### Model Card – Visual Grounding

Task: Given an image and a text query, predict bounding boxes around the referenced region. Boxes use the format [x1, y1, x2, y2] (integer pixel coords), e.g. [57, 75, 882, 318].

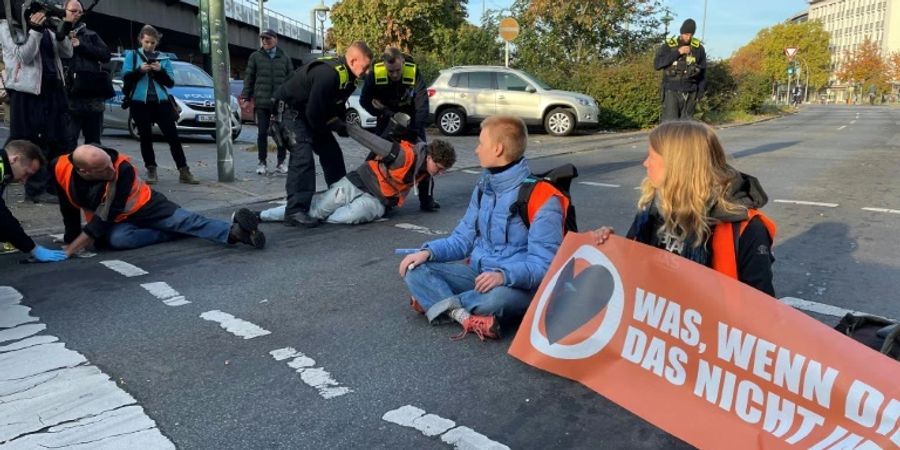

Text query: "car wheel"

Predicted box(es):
[437, 107, 466, 136]
[127, 115, 140, 140]
[345, 108, 361, 127]
[544, 108, 575, 136]
[231, 116, 242, 140]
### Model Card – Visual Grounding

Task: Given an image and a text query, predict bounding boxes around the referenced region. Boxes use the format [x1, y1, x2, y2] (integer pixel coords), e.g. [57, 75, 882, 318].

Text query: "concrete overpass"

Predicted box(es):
[86, 0, 316, 76]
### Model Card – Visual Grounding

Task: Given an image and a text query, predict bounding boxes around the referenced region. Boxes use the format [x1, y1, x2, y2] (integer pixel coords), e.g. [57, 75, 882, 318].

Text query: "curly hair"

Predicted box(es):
[426, 139, 456, 169]
[638, 121, 744, 246]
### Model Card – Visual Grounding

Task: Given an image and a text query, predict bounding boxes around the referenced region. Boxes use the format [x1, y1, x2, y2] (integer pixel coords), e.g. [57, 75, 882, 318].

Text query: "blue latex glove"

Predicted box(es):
[31, 245, 68, 262]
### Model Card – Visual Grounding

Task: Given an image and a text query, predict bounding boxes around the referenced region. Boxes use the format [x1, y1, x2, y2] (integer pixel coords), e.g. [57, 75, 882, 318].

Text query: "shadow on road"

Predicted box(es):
[732, 141, 801, 159]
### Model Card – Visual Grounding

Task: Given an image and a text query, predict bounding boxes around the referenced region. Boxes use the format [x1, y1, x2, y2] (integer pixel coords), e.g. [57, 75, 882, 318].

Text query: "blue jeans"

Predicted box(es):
[107, 208, 230, 250]
[403, 262, 534, 323]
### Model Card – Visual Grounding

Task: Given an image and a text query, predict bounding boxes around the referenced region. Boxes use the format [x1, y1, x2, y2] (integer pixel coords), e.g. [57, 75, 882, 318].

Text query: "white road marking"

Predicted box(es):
[201, 310, 271, 339]
[0, 286, 173, 448]
[269, 347, 352, 399]
[462, 169, 481, 175]
[773, 199, 839, 208]
[862, 207, 900, 215]
[780, 296, 890, 319]
[578, 181, 621, 188]
[850, 120, 856, 124]
[837, 125, 847, 130]
[141, 282, 191, 307]
[100, 260, 149, 277]
[383, 405, 510, 449]
[395, 223, 448, 236]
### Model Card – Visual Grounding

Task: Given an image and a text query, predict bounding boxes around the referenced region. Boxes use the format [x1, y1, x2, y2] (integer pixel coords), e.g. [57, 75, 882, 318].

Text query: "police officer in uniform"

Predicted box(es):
[654, 18, 706, 121]
[359, 47, 438, 211]
[271, 41, 373, 227]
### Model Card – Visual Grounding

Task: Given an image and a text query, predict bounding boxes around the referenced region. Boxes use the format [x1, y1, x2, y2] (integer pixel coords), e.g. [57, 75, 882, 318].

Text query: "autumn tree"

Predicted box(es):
[836, 37, 890, 92]
[328, 0, 467, 53]
[886, 51, 900, 83]
[729, 20, 831, 89]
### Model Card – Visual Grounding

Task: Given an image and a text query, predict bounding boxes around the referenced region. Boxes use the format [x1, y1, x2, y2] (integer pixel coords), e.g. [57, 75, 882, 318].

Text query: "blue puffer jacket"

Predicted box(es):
[122, 49, 175, 103]
[424, 158, 564, 291]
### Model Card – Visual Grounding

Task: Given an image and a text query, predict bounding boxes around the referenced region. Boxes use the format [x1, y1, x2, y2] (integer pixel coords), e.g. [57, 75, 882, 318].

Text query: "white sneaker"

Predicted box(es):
[256, 162, 266, 175]
[275, 162, 288, 174]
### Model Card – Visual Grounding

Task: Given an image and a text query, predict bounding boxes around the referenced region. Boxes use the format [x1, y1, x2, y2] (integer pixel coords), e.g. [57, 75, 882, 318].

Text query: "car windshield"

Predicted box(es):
[523, 72, 553, 90]
[174, 64, 214, 88]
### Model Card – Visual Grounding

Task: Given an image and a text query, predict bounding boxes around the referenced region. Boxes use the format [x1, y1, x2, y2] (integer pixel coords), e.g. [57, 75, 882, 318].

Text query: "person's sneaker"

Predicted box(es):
[228, 208, 266, 249]
[146, 167, 158, 184]
[179, 167, 200, 184]
[410, 297, 425, 315]
[275, 162, 288, 174]
[284, 210, 320, 228]
[256, 161, 267, 175]
[453, 314, 500, 341]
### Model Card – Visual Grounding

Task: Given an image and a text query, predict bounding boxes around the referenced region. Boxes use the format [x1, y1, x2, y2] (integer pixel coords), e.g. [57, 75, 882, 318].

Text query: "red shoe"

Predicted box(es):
[410, 297, 425, 315]
[452, 314, 501, 341]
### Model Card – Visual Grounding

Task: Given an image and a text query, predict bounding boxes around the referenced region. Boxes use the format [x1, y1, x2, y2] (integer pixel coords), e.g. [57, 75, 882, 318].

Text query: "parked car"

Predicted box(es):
[344, 85, 377, 129]
[103, 56, 242, 140]
[427, 65, 599, 136]
[229, 79, 255, 123]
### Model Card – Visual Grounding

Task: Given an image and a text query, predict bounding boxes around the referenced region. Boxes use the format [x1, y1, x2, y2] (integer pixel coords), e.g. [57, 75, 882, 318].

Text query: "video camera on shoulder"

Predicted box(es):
[2, 0, 70, 41]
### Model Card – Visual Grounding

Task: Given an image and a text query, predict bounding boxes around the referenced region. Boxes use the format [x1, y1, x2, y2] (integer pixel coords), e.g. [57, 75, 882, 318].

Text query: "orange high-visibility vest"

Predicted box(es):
[54, 154, 152, 223]
[367, 140, 426, 207]
[710, 209, 777, 279]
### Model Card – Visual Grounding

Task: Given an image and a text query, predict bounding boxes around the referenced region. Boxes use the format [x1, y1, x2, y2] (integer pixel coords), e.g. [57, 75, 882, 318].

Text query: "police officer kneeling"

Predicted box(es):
[654, 18, 706, 121]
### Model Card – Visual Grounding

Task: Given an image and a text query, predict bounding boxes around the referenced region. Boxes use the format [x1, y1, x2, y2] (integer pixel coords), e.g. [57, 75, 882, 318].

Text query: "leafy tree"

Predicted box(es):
[329, 0, 467, 53]
[885, 51, 900, 85]
[417, 14, 503, 83]
[836, 37, 890, 92]
[730, 20, 831, 89]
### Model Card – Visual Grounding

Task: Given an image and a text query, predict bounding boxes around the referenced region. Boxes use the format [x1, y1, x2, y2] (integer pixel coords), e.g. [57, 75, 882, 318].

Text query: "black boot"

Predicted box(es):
[228, 208, 266, 249]
[284, 210, 320, 228]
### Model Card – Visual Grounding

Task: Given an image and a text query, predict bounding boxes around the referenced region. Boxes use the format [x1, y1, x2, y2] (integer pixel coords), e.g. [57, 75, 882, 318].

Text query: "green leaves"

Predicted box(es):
[329, 0, 467, 53]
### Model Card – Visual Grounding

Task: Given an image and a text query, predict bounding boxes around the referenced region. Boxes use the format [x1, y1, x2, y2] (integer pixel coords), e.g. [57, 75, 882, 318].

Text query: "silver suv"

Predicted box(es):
[427, 66, 599, 136]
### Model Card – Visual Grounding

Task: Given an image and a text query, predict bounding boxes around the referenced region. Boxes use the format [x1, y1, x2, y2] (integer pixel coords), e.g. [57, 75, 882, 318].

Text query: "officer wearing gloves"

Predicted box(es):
[654, 18, 706, 121]
[270, 41, 373, 228]
[1, 141, 67, 262]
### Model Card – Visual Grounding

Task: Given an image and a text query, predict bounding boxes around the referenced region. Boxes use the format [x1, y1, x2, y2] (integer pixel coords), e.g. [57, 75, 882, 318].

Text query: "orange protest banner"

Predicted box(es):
[509, 233, 900, 449]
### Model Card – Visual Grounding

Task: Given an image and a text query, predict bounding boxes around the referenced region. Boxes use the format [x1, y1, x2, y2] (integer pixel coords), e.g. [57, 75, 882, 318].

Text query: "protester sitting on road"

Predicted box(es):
[1, 140, 67, 262]
[397, 116, 565, 341]
[591, 120, 776, 295]
[122, 24, 198, 185]
[257, 114, 456, 225]
[52, 145, 265, 255]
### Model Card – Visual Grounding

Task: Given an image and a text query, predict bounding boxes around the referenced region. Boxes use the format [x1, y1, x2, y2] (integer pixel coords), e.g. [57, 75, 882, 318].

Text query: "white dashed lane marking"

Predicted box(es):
[862, 207, 900, 215]
[461, 169, 481, 174]
[395, 223, 448, 236]
[200, 310, 271, 339]
[773, 199, 839, 208]
[0, 286, 173, 448]
[837, 125, 847, 130]
[781, 297, 891, 320]
[383, 405, 510, 450]
[578, 181, 621, 188]
[141, 282, 191, 307]
[100, 260, 149, 277]
[270, 347, 352, 399]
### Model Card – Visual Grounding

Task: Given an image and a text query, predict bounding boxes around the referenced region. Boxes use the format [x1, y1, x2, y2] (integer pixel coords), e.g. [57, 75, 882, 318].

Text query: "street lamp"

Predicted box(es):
[661, 7, 674, 36]
[311, 1, 329, 53]
[258, 0, 267, 34]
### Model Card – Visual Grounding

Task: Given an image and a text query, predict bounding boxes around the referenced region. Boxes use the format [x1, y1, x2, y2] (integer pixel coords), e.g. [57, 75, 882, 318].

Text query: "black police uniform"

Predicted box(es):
[654, 30, 706, 121]
[0, 150, 37, 253]
[271, 57, 358, 225]
[359, 60, 438, 211]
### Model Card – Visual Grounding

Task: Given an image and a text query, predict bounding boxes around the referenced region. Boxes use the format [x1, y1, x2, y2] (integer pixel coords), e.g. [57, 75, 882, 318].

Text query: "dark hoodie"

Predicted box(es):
[0, 151, 36, 253]
[625, 171, 775, 296]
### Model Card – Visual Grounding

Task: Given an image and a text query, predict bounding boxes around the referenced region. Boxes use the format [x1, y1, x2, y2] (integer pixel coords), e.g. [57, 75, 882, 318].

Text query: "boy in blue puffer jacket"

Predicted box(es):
[398, 116, 565, 341]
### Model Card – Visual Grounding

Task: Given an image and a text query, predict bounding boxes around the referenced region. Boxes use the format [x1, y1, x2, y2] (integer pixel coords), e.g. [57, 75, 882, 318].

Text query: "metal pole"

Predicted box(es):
[505, 41, 509, 68]
[310, 11, 317, 51]
[258, 0, 265, 33]
[701, 0, 708, 40]
[208, 0, 234, 182]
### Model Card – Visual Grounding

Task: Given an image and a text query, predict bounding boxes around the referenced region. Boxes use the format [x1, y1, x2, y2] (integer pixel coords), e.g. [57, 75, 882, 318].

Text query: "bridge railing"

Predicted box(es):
[178, 0, 315, 44]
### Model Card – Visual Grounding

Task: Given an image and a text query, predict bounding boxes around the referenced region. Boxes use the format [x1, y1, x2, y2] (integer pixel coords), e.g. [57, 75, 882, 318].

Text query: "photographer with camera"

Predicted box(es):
[122, 24, 197, 185]
[61, 0, 111, 151]
[0, 0, 74, 204]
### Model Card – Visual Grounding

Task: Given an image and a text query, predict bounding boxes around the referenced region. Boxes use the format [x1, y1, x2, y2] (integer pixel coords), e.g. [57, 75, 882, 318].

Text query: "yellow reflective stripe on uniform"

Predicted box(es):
[334, 64, 349, 89]
[691, 37, 701, 48]
[401, 63, 416, 85]
[666, 37, 677, 48]
[373, 62, 388, 85]
[0, 160, 5, 180]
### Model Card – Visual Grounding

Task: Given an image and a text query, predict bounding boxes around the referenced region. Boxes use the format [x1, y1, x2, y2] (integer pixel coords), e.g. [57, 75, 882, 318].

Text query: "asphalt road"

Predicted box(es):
[2, 105, 899, 449]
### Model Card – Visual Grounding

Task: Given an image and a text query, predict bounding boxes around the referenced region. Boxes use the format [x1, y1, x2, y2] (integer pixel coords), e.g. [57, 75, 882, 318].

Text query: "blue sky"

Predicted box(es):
[264, 0, 809, 59]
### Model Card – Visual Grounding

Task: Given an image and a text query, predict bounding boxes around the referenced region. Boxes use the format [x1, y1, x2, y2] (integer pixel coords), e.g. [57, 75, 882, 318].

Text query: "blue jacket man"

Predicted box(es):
[399, 116, 564, 341]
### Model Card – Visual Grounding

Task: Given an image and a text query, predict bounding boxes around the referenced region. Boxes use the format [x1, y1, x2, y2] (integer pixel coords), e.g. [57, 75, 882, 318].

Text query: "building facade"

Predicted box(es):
[808, 0, 900, 102]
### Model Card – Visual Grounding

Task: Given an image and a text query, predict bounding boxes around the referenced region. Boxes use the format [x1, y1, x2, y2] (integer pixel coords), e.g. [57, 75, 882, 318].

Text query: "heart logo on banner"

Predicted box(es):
[542, 259, 615, 344]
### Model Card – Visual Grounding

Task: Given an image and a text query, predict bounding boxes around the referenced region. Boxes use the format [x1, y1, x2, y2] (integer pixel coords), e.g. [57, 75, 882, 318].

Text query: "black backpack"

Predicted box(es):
[834, 313, 900, 360]
[477, 163, 578, 233]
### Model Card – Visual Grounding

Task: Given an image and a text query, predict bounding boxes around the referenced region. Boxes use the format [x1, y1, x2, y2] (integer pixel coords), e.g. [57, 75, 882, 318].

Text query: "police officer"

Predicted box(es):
[654, 18, 706, 121]
[359, 47, 438, 211]
[1, 140, 67, 262]
[272, 41, 373, 227]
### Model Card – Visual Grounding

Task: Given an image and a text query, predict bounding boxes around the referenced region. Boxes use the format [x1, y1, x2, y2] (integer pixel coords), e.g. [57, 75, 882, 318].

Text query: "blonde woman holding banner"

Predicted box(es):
[591, 120, 776, 295]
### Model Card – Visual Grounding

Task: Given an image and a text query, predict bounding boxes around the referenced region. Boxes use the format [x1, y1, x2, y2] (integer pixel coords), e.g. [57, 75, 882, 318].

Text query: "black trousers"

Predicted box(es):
[661, 90, 698, 122]
[282, 115, 346, 215]
[131, 101, 187, 169]
[255, 107, 286, 164]
[66, 108, 104, 151]
[373, 118, 435, 207]
[6, 85, 68, 197]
